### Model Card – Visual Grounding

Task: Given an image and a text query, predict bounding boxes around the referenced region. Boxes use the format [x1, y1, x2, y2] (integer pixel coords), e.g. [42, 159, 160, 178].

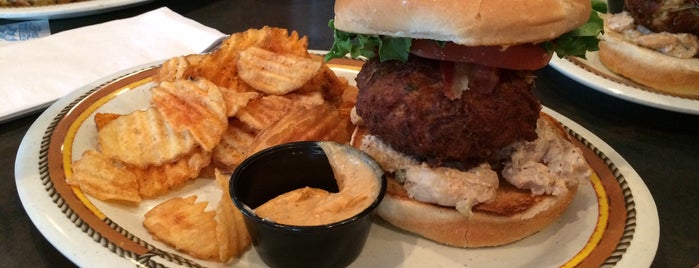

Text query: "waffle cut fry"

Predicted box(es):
[68, 150, 141, 204]
[128, 147, 211, 198]
[97, 107, 197, 168]
[144, 196, 220, 260]
[214, 169, 251, 262]
[237, 46, 322, 95]
[151, 78, 228, 151]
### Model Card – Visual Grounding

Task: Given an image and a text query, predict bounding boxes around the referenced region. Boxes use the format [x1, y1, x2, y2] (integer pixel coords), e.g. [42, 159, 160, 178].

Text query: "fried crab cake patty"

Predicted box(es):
[355, 56, 541, 168]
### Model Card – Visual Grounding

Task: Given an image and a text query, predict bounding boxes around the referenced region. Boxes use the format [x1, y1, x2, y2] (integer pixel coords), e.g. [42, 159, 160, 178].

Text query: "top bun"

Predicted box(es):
[333, 0, 591, 46]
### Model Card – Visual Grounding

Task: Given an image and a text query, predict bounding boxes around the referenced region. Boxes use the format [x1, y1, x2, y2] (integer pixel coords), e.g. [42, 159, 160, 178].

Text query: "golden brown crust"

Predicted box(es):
[376, 182, 577, 247]
[473, 180, 544, 216]
[333, 0, 591, 46]
[351, 113, 581, 247]
[598, 30, 699, 98]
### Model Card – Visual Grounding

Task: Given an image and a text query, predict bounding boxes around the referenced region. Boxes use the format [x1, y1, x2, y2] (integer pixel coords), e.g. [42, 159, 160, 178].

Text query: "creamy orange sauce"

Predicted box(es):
[254, 143, 381, 226]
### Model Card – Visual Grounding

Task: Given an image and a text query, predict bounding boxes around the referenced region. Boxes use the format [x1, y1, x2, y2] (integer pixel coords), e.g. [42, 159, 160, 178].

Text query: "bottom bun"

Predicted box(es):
[377, 178, 577, 247]
[598, 30, 699, 98]
[351, 113, 580, 247]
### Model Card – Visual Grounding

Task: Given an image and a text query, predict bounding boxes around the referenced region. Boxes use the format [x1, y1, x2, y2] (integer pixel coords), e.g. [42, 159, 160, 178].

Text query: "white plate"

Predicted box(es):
[0, 0, 154, 20]
[549, 52, 699, 115]
[15, 60, 659, 267]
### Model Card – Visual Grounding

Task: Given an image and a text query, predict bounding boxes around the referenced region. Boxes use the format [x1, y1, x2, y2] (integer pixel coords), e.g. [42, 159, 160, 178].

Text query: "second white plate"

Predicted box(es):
[0, 0, 155, 19]
[549, 52, 699, 115]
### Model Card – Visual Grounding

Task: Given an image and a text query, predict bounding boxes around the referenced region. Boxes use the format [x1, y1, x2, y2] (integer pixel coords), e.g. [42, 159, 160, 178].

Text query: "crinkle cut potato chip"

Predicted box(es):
[339, 79, 359, 120]
[211, 119, 257, 172]
[285, 91, 326, 109]
[151, 78, 228, 151]
[215, 25, 309, 61]
[93, 112, 121, 131]
[143, 173, 253, 263]
[98, 107, 197, 168]
[237, 46, 322, 95]
[234, 95, 293, 131]
[231, 93, 328, 133]
[144, 196, 220, 261]
[222, 90, 260, 117]
[214, 169, 251, 262]
[128, 147, 211, 198]
[248, 103, 352, 155]
[296, 61, 347, 105]
[154, 54, 206, 83]
[69, 147, 210, 201]
[171, 26, 310, 89]
[68, 150, 141, 203]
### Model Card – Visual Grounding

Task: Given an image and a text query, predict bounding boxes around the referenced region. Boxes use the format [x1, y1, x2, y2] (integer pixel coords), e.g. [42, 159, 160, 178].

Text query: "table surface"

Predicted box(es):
[1, 1, 697, 267]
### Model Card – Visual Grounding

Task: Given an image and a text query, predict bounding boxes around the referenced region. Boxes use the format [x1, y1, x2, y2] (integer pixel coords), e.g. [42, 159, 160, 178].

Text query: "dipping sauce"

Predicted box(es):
[253, 143, 382, 226]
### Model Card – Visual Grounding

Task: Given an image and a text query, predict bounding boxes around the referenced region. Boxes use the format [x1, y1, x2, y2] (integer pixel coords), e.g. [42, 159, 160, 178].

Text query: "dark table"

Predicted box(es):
[1, 1, 697, 267]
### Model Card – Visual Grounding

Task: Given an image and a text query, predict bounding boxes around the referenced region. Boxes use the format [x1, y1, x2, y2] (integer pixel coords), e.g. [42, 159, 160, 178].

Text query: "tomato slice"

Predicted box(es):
[410, 39, 553, 70]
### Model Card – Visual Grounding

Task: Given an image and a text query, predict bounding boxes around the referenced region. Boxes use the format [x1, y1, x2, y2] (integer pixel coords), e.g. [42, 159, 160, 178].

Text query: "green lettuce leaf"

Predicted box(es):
[546, 0, 607, 58]
[324, 20, 411, 62]
[324, 0, 607, 62]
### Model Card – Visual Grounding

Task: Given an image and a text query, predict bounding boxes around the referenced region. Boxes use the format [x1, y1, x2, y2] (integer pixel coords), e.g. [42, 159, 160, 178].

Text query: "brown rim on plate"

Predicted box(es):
[45, 65, 202, 266]
[565, 129, 630, 267]
[39, 60, 635, 267]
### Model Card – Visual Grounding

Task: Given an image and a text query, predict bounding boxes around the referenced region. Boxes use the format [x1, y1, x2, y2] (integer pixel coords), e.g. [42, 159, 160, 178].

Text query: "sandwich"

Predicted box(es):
[598, 0, 699, 97]
[324, 0, 605, 247]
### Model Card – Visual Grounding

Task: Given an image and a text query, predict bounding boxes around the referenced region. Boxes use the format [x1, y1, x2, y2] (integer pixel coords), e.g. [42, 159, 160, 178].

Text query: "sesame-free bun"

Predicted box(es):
[333, 0, 592, 46]
[598, 28, 699, 98]
[376, 177, 578, 247]
[350, 114, 580, 247]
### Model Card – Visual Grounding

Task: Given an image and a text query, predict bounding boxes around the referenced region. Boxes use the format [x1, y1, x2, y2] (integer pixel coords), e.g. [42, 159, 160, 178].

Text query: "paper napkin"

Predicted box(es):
[0, 7, 226, 122]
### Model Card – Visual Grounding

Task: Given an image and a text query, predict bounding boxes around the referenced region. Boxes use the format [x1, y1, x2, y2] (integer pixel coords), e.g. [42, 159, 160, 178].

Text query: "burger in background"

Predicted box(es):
[324, 0, 606, 247]
[598, 0, 699, 97]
